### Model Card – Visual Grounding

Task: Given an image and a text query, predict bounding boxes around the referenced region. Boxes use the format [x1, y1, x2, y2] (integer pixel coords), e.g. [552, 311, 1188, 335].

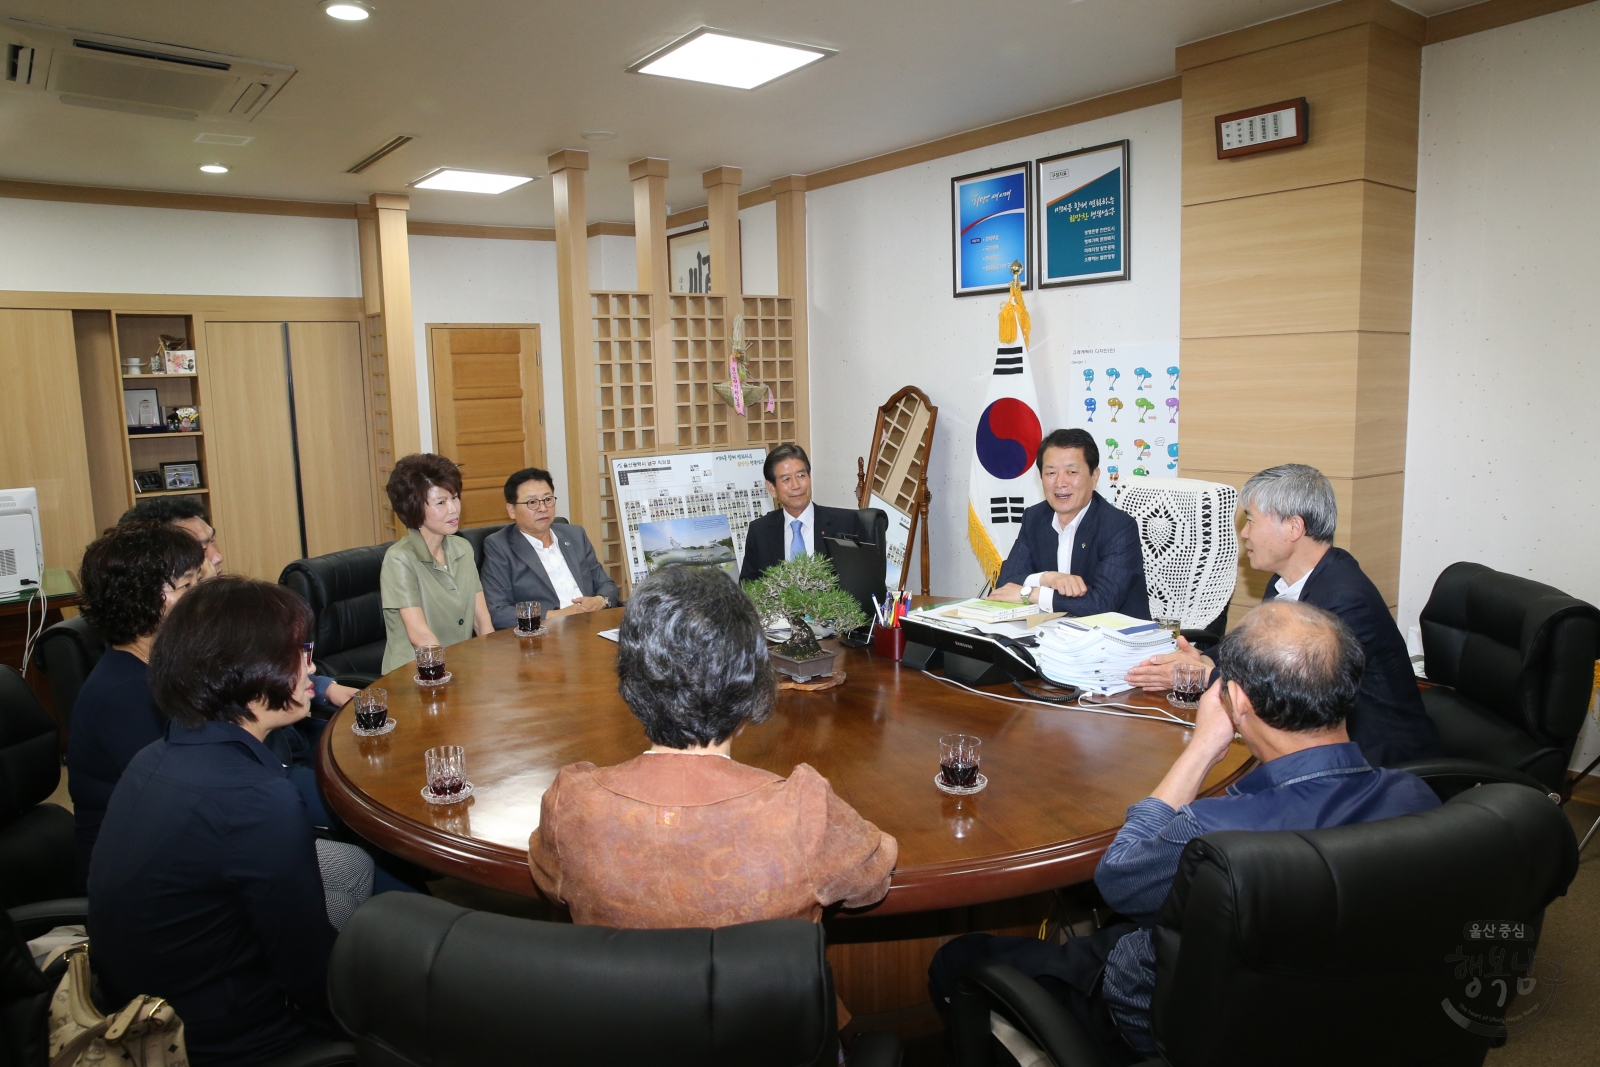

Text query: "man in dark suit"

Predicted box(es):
[992, 428, 1149, 618]
[738, 443, 867, 582]
[1126, 463, 1443, 767]
[480, 467, 619, 629]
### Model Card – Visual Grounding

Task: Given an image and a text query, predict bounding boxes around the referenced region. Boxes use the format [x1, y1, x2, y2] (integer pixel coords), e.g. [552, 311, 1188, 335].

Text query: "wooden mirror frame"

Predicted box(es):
[855, 386, 938, 593]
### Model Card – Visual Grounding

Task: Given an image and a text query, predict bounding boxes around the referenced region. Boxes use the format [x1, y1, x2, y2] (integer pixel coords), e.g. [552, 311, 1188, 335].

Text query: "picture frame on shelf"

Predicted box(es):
[1035, 140, 1130, 288]
[133, 469, 164, 494]
[951, 161, 1031, 297]
[164, 349, 197, 374]
[123, 388, 160, 428]
[160, 462, 202, 491]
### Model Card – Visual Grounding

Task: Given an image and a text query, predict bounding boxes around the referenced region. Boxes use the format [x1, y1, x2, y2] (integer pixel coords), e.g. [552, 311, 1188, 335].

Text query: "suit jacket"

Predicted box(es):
[481, 522, 620, 629]
[738, 504, 867, 582]
[1264, 546, 1444, 767]
[996, 493, 1149, 619]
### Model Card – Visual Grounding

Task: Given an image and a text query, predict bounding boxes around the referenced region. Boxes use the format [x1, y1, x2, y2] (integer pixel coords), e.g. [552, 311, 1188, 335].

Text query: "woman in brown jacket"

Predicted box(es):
[527, 564, 897, 929]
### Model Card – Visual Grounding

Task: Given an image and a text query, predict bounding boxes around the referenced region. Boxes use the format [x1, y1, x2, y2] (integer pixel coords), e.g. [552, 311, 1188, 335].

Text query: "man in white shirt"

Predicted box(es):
[480, 467, 620, 630]
[738, 444, 867, 581]
[991, 428, 1149, 618]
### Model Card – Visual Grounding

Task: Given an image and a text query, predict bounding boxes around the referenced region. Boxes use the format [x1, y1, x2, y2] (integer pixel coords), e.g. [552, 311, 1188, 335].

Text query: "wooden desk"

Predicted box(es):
[318, 606, 1249, 913]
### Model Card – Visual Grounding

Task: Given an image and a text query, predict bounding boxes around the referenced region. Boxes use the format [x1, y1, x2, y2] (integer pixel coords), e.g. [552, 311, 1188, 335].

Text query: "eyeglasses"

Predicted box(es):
[517, 495, 558, 511]
[301, 642, 315, 665]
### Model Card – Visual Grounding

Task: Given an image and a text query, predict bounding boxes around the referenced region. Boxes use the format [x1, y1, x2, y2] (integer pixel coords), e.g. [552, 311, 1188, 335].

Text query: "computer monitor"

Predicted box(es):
[0, 488, 43, 597]
[821, 534, 886, 626]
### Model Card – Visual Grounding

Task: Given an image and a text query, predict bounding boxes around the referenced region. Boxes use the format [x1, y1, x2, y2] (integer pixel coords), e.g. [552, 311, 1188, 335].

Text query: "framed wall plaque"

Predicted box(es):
[1215, 98, 1309, 159]
[951, 162, 1031, 297]
[1036, 140, 1130, 288]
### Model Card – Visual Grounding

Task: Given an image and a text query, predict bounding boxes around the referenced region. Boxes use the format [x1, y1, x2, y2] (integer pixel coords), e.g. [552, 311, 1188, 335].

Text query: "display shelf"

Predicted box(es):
[121, 372, 199, 380]
[128, 431, 203, 439]
[134, 488, 209, 498]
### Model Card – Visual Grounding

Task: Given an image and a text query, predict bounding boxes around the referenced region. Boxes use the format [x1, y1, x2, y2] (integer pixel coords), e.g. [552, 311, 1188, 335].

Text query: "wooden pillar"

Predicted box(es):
[702, 166, 743, 299]
[1176, 0, 1423, 616]
[357, 192, 420, 536]
[630, 158, 670, 301]
[772, 174, 810, 452]
[549, 149, 599, 533]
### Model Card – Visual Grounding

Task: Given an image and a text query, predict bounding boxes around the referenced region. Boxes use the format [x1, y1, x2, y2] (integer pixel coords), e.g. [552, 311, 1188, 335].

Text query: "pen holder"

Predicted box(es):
[872, 625, 907, 661]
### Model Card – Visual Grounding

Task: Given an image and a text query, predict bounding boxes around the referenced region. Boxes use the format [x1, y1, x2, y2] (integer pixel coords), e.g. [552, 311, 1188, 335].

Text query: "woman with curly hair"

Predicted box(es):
[379, 453, 493, 674]
[68, 520, 205, 888]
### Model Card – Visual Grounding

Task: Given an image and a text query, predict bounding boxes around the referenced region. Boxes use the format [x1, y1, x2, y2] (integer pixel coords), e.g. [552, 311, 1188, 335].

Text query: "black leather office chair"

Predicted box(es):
[951, 784, 1577, 1067]
[2, 898, 355, 1067]
[279, 543, 393, 684]
[30, 615, 105, 740]
[1417, 562, 1600, 792]
[0, 668, 75, 910]
[456, 522, 510, 572]
[328, 894, 902, 1067]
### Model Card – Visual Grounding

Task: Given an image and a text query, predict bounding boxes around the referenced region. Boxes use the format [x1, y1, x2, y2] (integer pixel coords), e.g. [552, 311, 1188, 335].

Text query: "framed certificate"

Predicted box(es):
[1036, 140, 1130, 288]
[951, 162, 1030, 297]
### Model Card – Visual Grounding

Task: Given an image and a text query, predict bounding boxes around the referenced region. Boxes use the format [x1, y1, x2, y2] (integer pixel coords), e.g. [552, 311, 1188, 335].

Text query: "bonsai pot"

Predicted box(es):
[770, 649, 838, 683]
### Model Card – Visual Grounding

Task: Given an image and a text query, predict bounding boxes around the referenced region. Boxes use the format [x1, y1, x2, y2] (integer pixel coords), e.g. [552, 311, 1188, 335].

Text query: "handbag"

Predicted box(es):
[47, 945, 189, 1067]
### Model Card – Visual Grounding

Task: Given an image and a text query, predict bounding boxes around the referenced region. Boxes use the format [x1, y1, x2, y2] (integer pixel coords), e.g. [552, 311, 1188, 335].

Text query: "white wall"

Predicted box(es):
[740, 201, 779, 296]
[1403, 3, 1600, 771]
[0, 197, 361, 297]
[406, 234, 566, 486]
[806, 99, 1182, 597]
[587, 234, 637, 291]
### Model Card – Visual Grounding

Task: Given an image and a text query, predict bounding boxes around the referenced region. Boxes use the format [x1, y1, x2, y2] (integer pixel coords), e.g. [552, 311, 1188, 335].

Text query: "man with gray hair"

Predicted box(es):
[1127, 463, 1442, 766]
[932, 600, 1439, 1061]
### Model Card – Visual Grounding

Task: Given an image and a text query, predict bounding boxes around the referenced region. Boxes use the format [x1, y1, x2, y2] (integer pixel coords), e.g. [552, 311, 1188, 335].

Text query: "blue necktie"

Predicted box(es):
[790, 519, 805, 560]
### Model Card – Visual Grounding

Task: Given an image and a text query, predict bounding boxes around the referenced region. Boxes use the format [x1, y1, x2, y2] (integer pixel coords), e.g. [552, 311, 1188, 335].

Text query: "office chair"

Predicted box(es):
[1417, 562, 1600, 793]
[0, 667, 74, 909]
[328, 893, 902, 1067]
[950, 784, 1577, 1067]
[30, 615, 105, 740]
[279, 543, 394, 684]
[1112, 479, 1239, 648]
[456, 522, 510, 572]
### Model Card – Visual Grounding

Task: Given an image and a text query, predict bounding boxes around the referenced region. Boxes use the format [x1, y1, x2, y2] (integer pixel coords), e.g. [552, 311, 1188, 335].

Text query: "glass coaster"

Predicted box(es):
[935, 772, 988, 796]
[420, 781, 474, 805]
[515, 624, 547, 637]
[351, 716, 396, 737]
[414, 671, 452, 688]
[1166, 693, 1200, 711]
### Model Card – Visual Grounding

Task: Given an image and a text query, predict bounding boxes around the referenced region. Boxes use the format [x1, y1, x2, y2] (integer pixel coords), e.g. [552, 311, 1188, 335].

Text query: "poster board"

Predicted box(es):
[611, 448, 769, 586]
[1066, 341, 1179, 496]
[869, 493, 914, 588]
[1036, 140, 1130, 288]
[951, 162, 1031, 297]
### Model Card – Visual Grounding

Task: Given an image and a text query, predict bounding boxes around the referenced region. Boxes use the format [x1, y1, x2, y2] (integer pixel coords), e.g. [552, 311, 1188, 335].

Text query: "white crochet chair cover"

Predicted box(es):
[1110, 478, 1239, 629]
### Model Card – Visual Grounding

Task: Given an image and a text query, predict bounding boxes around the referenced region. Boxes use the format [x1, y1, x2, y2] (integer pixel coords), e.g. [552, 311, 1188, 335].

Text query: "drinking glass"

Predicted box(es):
[415, 644, 448, 685]
[352, 688, 389, 734]
[515, 600, 543, 636]
[1168, 661, 1207, 711]
[424, 745, 467, 798]
[1155, 616, 1182, 637]
[938, 734, 984, 793]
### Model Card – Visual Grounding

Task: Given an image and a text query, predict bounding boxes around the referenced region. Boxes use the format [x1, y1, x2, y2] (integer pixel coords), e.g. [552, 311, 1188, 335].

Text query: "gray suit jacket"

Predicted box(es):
[480, 522, 620, 630]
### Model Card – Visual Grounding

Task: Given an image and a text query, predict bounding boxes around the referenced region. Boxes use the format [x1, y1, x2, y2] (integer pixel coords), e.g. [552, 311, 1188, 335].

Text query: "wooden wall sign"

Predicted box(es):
[1214, 98, 1308, 159]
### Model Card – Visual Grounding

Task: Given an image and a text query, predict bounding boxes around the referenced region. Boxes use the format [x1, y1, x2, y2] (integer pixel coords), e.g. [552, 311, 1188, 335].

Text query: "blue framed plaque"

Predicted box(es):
[1036, 141, 1130, 288]
[951, 162, 1031, 297]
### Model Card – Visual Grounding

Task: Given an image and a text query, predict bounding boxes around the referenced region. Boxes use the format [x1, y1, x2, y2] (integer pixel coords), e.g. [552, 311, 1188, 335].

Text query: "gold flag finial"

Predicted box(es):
[998, 261, 1030, 346]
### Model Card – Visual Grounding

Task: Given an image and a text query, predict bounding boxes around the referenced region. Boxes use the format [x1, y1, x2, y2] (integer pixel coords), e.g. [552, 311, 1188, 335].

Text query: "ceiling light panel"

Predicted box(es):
[630, 28, 832, 90]
[322, 1, 372, 21]
[410, 168, 536, 194]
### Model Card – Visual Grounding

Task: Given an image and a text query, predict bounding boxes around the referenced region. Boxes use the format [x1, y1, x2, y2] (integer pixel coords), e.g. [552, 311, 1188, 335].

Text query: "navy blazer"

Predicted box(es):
[1265, 546, 1444, 767]
[997, 493, 1149, 619]
[738, 504, 867, 583]
[88, 720, 337, 1066]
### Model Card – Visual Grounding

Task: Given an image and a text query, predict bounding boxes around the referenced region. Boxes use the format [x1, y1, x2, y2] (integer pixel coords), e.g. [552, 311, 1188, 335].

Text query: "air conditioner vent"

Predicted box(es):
[1, 17, 295, 122]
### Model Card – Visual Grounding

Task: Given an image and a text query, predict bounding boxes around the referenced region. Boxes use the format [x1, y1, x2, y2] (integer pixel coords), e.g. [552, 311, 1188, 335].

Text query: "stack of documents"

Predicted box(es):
[1035, 614, 1176, 696]
[953, 599, 1041, 623]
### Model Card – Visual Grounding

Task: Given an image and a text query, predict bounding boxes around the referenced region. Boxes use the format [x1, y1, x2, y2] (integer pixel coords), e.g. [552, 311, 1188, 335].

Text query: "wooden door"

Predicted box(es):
[427, 325, 544, 528]
[0, 308, 96, 571]
[203, 322, 302, 581]
[286, 322, 381, 554]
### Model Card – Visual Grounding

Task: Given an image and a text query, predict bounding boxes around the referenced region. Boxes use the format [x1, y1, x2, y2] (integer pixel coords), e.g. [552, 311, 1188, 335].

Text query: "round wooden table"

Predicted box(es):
[318, 604, 1251, 916]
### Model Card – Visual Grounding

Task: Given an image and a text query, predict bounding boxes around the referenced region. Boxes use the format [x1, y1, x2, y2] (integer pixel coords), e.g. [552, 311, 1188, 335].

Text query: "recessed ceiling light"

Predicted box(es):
[321, 1, 372, 21]
[582, 131, 617, 141]
[199, 164, 229, 174]
[410, 168, 538, 194]
[629, 27, 833, 90]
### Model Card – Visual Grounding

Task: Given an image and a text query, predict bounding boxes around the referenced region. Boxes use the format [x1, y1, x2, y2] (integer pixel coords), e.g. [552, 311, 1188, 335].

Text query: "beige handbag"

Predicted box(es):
[47, 945, 189, 1067]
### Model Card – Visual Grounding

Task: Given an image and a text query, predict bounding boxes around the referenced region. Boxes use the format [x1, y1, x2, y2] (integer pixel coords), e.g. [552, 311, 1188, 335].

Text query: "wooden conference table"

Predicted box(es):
[318, 603, 1251, 913]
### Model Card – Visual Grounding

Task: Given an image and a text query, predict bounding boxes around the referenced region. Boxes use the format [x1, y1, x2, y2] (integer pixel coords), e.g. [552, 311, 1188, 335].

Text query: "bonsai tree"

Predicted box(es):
[742, 554, 868, 660]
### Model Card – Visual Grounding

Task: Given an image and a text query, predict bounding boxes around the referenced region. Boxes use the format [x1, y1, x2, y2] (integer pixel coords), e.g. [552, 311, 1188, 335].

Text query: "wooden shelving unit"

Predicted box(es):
[110, 313, 210, 506]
